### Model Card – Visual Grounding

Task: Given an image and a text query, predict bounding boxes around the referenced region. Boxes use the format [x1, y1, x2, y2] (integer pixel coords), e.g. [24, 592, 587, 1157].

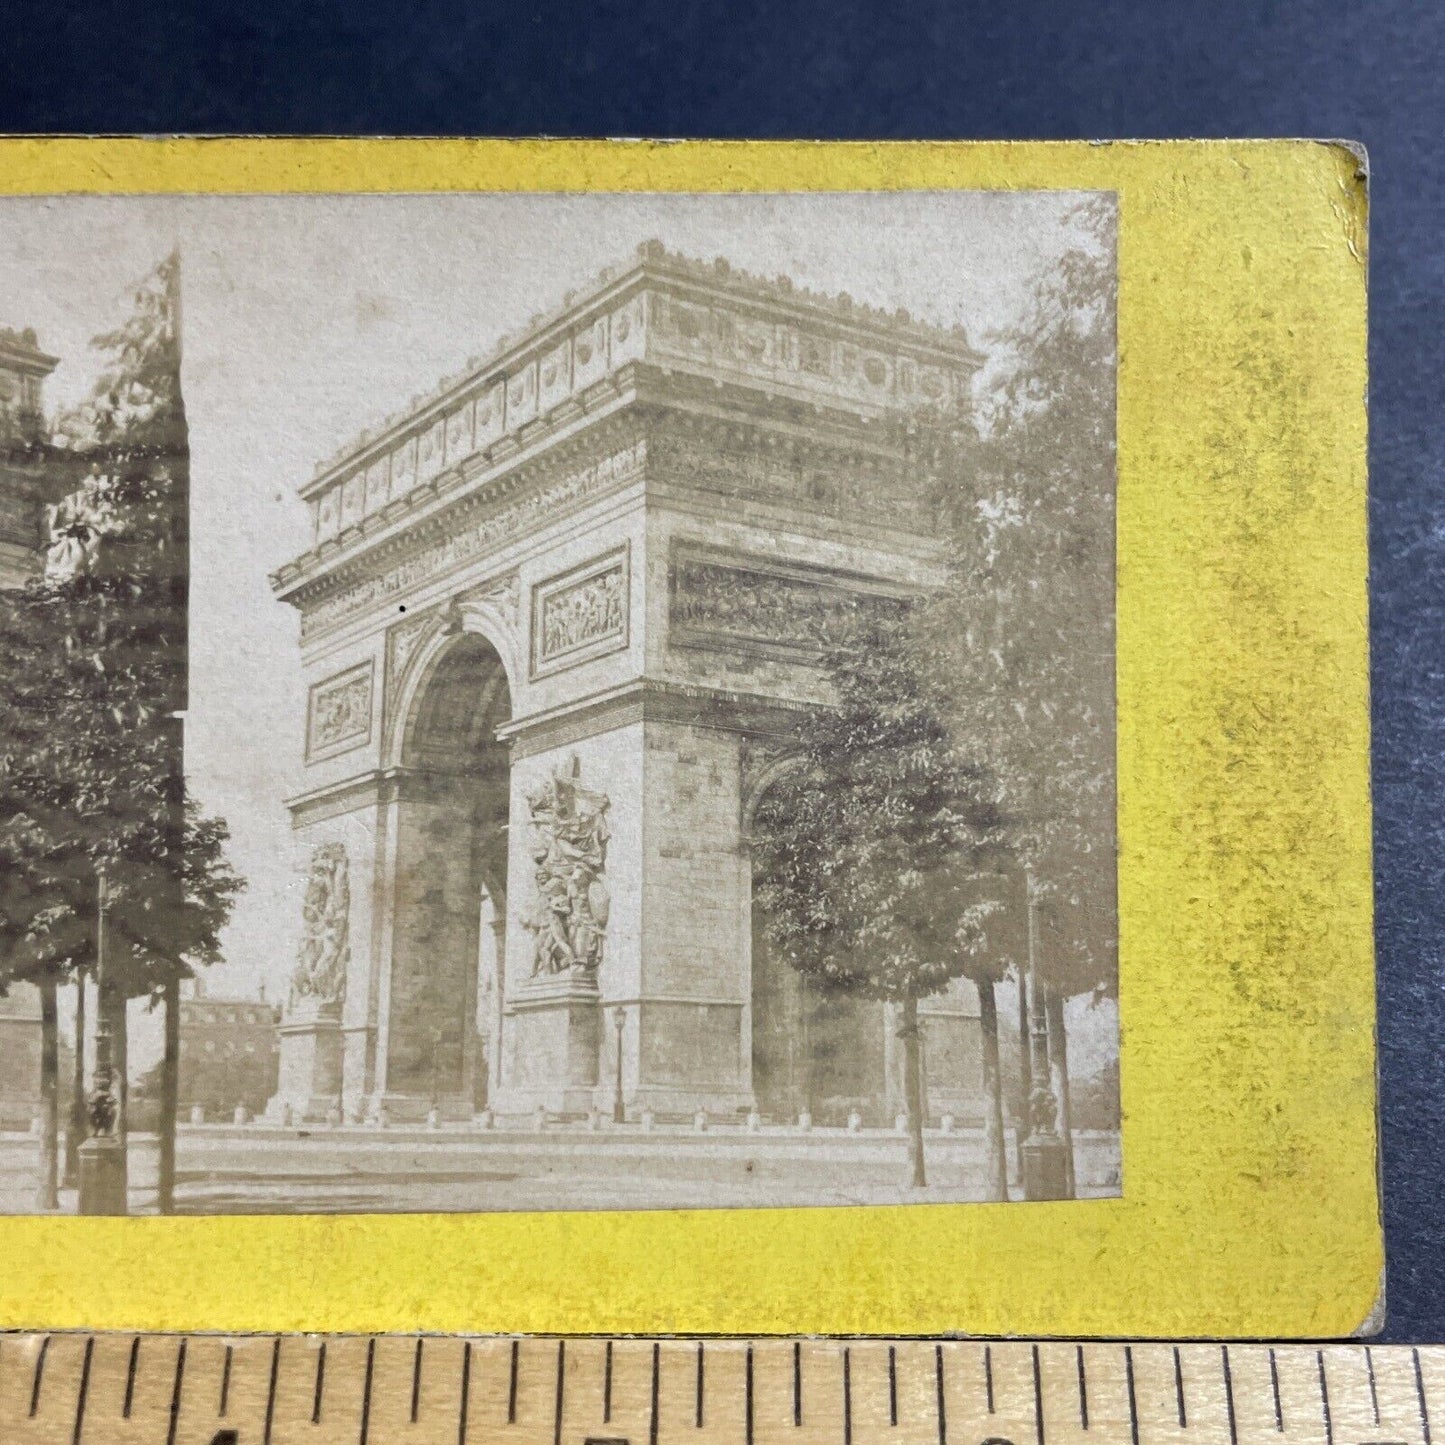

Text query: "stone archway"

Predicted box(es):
[383, 631, 512, 1119]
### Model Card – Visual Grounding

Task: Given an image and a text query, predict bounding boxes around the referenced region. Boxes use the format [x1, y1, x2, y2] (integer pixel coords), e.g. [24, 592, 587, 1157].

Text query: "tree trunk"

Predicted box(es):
[63, 970, 86, 1189]
[1045, 982, 1076, 1198]
[1014, 965, 1031, 1179]
[977, 976, 1008, 1202]
[36, 976, 59, 1211]
[158, 974, 179, 1214]
[898, 993, 927, 1188]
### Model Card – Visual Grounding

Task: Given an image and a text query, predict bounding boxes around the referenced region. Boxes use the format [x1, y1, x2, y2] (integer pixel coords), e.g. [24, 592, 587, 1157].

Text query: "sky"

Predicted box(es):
[0, 190, 1115, 1076]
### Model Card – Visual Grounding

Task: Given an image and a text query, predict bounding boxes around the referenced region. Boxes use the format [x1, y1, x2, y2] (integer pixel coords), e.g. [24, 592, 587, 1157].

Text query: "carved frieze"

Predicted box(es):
[306, 660, 374, 761]
[530, 546, 629, 678]
[648, 428, 927, 529]
[669, 548, 865, 660]
[298, 439, 647, 638]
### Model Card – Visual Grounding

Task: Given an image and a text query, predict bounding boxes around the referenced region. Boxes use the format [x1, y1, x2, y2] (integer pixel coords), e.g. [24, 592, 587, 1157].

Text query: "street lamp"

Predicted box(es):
[611, 1005, 626, 1124]
[1020, 872, 1068, 1202]
[78, 862, 127, 1215]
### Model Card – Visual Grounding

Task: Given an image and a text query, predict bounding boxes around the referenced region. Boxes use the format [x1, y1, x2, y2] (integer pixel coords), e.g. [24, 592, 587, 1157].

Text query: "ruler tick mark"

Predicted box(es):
[412, 1337, 424, 1423]
[1366, 1346, 1380, 1427]
[1317, 1351, 1333, 1445]
[263, 1337, 280, 1445]
[124, 1336, 140, 1418]
[359, 1338, 376, 1445]
[1174, 1346, 1188, 1428]
[1125, 1346, 1140, 1445]
[794, 1341, 802, 1426]
[1222, 1347, 1238, 1445]
[219, 1344, 233, 1418]
[604, 1340, 613, 1423]
[169, 1339, 188, 1445]
[746, 1347, 755, 1445]
[1416, 1347, 1433, 1445]
[458, 1341, 472, 1445]
[651, 1341, 661, 1445]
[985, 1344, 995, 1415]
[509, 1340, 520, 1423]
[844, 1348, 853, 1445]
[1269, 1348, 1283, 1431]
[937, 1344, 948, 1445]
[554, 1340, 566, 1445]
[697, 1342, 705, 1429]
[1077, 1346, 1089, 1430]
[313, 1339, 327, 1424]
[889, 1345, 898, 1427]
[72, 1336, 93, 1445]
[30, 1334, 50, 1417]
[1033, 1344, 1046, 1445]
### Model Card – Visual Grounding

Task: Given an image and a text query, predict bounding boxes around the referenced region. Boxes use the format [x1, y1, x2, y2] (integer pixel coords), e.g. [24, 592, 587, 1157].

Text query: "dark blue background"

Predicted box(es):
[3, 0, 1441, 1341]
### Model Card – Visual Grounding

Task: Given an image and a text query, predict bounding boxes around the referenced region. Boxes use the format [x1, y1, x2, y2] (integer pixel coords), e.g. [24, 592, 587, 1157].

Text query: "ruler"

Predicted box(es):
[0, 1335, 1437, 1445]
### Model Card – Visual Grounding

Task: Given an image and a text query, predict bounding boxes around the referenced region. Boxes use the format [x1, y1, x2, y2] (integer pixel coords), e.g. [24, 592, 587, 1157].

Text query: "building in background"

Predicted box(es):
[0, 327, 59, 1125]
[0, 326, 59, 589]
[0, 987, 42, 1132]
[178, 990, 281, 1120]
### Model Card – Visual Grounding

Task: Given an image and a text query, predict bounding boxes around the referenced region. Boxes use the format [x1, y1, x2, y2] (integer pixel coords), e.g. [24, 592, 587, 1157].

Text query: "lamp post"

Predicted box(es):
[78, 863, 127, 1215]
[1021, 872, 1068, 1201]
[611, 1005, 626, 1124]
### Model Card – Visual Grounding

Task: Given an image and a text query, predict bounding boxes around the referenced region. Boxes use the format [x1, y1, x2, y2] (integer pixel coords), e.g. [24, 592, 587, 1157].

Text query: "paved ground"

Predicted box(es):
[0, 1124, 1120, 1214]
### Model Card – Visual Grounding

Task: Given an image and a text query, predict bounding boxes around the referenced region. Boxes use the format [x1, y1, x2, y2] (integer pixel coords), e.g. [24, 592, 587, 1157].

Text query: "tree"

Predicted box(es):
[750, 598, 1002, 1189]
[0, 251, 242, 1212]
[910, 195, 1118, 1194]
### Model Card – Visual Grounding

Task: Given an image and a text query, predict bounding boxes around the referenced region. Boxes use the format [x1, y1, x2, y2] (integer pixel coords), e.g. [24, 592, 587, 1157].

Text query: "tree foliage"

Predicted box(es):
[910, 195, 1118, 1001]
[751, 597, 1004, 1002]
[0, 251, 242, 1009]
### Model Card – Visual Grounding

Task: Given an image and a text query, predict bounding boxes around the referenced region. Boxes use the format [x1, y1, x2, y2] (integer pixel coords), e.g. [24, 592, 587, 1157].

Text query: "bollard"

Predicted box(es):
[234, 1104, 248, 1126]
[746, 1110, 761, 1133]
[693, 1109, 708, 1132]
[640, 1109, 655, 1132]
[797, 1110, 812, 1133]
[940, 1113, 955, 1134]
[847, 1110, 862, 1133]
[895, 1113, 908, 1134]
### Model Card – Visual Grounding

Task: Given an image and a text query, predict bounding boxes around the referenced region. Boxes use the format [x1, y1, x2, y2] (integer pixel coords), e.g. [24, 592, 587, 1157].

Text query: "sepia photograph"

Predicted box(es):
[0, 190, 1119, 1214]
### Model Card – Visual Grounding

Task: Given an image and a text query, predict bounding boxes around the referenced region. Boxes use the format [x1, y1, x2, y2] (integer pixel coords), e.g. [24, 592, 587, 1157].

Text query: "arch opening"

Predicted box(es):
[386, 633, 513, 1118]
[747, 779, 888, 1127]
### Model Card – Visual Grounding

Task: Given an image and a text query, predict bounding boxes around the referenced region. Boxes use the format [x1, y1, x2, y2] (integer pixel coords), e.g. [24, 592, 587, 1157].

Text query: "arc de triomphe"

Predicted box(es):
[269, 242, 990, 1126]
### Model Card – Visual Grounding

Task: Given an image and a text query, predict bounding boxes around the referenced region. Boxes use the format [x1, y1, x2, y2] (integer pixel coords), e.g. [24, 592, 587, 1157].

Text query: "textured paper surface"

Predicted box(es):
[0, 138, 1374, 1337]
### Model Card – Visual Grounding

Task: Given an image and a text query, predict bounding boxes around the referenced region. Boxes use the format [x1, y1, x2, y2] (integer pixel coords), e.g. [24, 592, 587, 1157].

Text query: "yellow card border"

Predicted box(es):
[0, 138, 1376, 1338]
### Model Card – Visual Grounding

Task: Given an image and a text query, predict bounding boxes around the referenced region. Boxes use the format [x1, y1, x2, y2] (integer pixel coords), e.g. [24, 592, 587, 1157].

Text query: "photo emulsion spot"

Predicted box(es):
[0, 192, 1119, 1213]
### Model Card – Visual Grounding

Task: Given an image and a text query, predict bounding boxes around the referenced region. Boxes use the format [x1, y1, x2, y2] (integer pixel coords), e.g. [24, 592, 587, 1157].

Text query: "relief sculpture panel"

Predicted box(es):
[306, 660, 374, 761]
[530, 546, 629, 677]
[521, 755, 610, 980]
[669, 548, 862, 659]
